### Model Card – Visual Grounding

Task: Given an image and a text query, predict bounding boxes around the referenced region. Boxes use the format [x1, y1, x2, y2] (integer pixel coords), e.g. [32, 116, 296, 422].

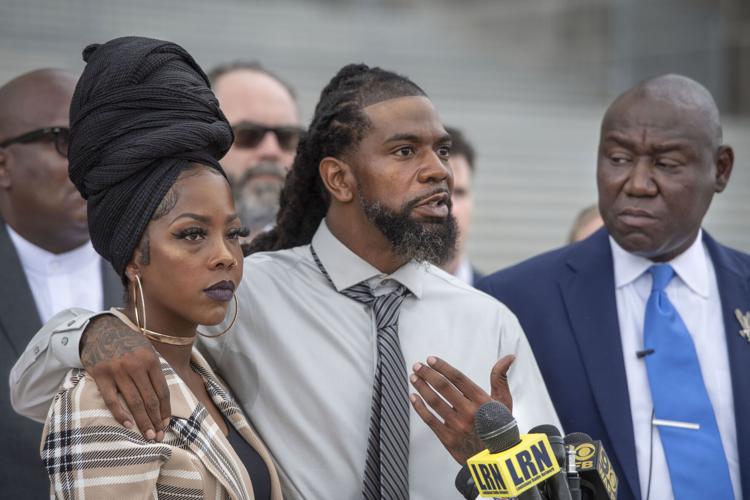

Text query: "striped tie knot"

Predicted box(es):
[341, 282, 377, 305]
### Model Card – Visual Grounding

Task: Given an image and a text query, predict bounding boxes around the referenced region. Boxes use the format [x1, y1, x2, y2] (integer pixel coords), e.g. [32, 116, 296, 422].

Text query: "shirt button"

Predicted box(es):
[61, 337, 69, 346]
[33, 346, 40, 355]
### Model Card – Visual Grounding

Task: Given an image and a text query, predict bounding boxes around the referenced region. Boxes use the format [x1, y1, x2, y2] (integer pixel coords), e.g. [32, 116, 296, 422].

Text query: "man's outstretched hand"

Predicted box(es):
[81, 314, 171, 440]
[409, 355, 515, 464]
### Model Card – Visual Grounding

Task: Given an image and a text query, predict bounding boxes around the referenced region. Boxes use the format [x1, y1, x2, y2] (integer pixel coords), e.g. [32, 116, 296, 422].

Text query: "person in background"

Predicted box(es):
[39, 36, 281, 499]
[208, 61, 301, 179]
[440, 126, 483, 286]
[208, 62, 303, 241]
[479, 74, 749, 500]
[0, 68, 122, 497]
[11, 63, 558, 500]
[567, 203, 604, 243]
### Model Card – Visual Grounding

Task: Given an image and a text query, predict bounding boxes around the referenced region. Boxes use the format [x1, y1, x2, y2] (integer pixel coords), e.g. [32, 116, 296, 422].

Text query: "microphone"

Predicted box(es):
[467, 401, 558, 498]
[563, 433, 618, 500]
[565, 444, 582, 500]
[528, 425, 572, 500]
[455, 464, 479, 500]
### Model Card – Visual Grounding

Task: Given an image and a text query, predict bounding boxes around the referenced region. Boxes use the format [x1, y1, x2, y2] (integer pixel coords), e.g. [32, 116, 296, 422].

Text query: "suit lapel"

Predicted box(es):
[193, 351, 282, 500]
[191, 352, 283, 500]
[704, 233, 750, 499]
[173, 409, 250, 500]
[0, 220, 42, 356]
[160, 352, 256, 500]
[559, 229, 641, 499]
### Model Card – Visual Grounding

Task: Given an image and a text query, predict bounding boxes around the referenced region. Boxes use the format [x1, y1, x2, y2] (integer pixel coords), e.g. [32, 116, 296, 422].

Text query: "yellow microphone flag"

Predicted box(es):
[467, 433, 560, 498]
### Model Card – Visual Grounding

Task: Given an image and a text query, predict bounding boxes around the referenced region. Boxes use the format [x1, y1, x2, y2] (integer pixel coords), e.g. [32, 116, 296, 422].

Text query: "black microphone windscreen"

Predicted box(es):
[530, 424, 565, 465]
[564, 434, 618, 500]
[564, 432, 593, 446]
[474, 401, 519, 453]
[529, 424, 562, 437]
[454, 465, 478, 499]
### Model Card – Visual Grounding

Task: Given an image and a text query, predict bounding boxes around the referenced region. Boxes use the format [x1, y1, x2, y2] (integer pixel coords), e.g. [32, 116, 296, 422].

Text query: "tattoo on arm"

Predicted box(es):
[81, 315, 152, 369]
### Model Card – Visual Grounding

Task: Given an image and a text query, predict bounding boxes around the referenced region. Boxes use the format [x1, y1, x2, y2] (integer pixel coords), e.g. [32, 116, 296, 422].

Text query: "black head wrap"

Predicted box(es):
[68, 36, 233, 279]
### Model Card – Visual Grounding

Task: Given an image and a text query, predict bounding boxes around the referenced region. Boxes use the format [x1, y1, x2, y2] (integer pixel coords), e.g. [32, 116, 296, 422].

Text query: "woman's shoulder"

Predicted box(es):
[46, 368, 151, 441]
[42, 368, 174, 468]
[41, 369, 185, 498]
[45, 371, 108, 440]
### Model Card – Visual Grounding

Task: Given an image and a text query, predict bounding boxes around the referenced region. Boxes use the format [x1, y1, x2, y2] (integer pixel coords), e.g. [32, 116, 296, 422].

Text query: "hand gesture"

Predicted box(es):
[409, 355, 515, 464]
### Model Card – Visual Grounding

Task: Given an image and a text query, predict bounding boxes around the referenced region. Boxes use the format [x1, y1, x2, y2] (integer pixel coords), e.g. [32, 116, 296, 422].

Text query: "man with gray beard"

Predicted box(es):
[208, 62, 303, 241]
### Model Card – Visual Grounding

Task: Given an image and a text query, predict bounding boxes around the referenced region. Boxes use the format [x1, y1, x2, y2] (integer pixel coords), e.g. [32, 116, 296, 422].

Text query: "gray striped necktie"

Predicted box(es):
[311, 246, 411, 500]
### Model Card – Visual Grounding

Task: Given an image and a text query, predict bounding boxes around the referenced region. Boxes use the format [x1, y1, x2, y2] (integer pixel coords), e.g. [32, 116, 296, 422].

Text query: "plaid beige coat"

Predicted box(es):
[41, 349, 283, 499]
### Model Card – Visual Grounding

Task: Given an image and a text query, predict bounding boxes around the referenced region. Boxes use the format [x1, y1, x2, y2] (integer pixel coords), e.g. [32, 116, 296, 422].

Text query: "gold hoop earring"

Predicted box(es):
[133, 274, 195, 346]
[198, 294, 238, 338]
[134, 274, 147, 331]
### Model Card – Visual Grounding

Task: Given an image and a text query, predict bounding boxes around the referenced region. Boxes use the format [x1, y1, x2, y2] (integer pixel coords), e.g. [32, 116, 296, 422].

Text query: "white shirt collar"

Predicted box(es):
[609, 229, 709, 298]
[6, 224, 99, 275]
[311, 219, 425, 298]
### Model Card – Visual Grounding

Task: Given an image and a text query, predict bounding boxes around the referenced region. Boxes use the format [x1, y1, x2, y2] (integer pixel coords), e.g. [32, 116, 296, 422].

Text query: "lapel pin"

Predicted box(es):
[734, 309, 750, 343]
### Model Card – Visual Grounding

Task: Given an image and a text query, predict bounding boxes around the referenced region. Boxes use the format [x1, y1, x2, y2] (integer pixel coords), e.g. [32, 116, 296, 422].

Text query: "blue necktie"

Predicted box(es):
[643, 264, 734, 500]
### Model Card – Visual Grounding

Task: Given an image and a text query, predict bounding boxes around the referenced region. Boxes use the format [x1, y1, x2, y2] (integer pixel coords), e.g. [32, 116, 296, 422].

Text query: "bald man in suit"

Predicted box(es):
[0, 68, 122, 496]
[479, 75, 749, 500]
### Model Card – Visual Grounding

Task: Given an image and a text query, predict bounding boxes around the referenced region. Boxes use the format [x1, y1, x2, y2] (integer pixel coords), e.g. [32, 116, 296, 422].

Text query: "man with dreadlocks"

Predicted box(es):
[12, 64, 558, 499]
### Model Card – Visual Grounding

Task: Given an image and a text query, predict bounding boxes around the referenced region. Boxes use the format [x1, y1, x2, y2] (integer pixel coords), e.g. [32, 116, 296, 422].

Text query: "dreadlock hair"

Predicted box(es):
[248, 63, 427, 254]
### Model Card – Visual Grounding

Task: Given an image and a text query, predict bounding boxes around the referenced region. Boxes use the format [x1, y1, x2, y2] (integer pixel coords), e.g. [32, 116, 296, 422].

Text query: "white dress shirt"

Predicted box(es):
[11, 220, 559, 500]
[611, 231, 741, 500]
[6, 224, 103, 323]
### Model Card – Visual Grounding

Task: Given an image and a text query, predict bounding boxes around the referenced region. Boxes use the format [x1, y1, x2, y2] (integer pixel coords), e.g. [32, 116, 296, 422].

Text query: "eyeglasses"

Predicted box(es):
[232, 122, 304, 152]
[0, 127, 70, 158]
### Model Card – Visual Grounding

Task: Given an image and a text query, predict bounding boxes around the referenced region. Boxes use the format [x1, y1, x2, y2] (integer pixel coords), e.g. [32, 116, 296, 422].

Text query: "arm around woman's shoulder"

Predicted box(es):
[10, 308, 101, 422]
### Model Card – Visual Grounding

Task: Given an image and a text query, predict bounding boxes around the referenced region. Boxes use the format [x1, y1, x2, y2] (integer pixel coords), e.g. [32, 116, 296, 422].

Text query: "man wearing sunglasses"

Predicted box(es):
[208, 62, 303, 240]
[0, 68, 122, 497]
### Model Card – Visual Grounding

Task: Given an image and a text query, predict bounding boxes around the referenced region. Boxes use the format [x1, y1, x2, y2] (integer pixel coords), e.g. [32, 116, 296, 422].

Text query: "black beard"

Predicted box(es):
[359, 189, 458, 265]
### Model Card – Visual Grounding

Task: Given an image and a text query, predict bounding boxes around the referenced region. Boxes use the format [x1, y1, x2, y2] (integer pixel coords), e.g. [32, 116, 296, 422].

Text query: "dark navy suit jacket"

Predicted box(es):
[0, 219, 123, 497]
[478, 228, 750, 500]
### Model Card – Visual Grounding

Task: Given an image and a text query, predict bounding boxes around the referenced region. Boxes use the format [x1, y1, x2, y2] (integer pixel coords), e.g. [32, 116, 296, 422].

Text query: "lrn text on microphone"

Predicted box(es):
[467, 401, 559, 498]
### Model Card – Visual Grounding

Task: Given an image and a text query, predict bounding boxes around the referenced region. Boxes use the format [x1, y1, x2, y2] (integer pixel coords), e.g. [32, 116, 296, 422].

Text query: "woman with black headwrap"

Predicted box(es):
[39, 37, 281, 500]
